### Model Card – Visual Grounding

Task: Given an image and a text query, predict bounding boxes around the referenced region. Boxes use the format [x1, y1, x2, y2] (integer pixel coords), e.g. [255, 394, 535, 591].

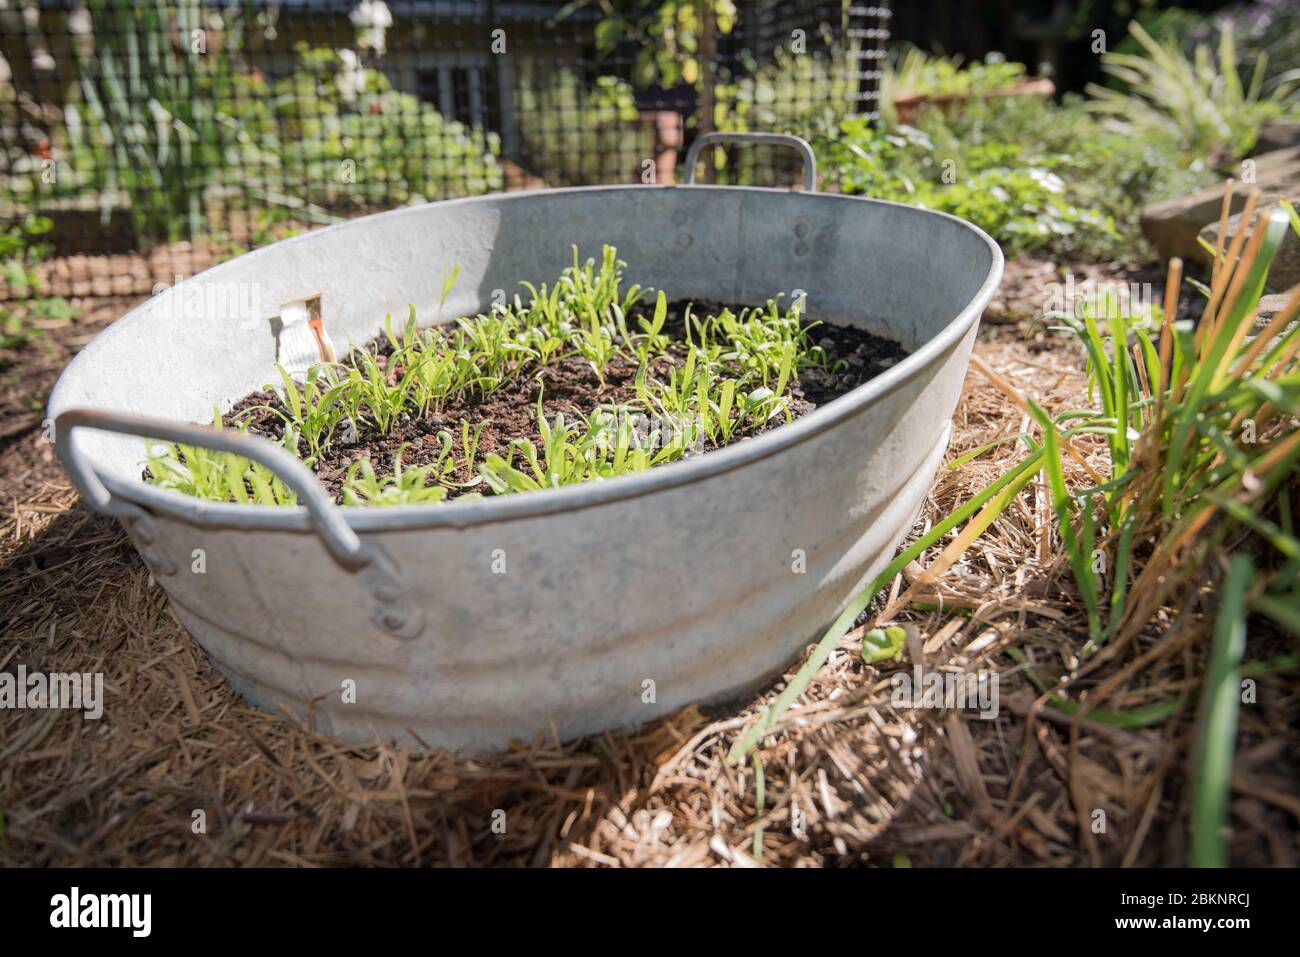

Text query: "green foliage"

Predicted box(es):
[477, 288, 822, 498]
[145, 411, 298, 506]
[916, 92, 1216, 260]
[66, 27, 501, 241]
[633, 291, 669, 365]
[563, 0, 737, 89]
[478, 397, 683, 494]
[67, 0, 241, 245]
[1191, 555, 1252, 868]
[387, 311, 496, 417]
[0, 215, 51, 297]
[341, 446, 451, 507]
[881, 49, 1027, 125]
[515, 68, 652, 187]
[0, 215, 75, 352]
[344, 347, 419, 435]
[891, 49, 1027, 98]
[809, 115, 1119, 258]
[1088, 21, 1300, 169]
[1215, 0, 1300, 82]
[1026, 205, 1300, 653]
[260, 364, 350, 463]
[228, 44, 502, 210]
[145, 246, 828, 506]
[631, 299, 813, 447]
[1123, 1, 1300, 109]
[799, 32, 1299, 259]
[803, 42, 1242, 262]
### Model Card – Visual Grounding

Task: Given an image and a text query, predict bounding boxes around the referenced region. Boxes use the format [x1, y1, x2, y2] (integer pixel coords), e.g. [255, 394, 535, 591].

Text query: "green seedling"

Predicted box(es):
[479, 393, 690, 495]
[524, 323, 567, 367]
[572, 301, 620, 382]
[146, 411, 297, 506]
[419, 424, 484, 490]
[341, 445, 452, 507]
[740, 385, 790, 426]
[347, 347, 421, 433]
[699, 376, 739, 445]
[637, 345, 699, 422]
[257, 363, 349, 462]
[456, 418, 487, 486]
[635, 291, 670, 365]
[438, 264, 461, 319]
[383, 305, 420, 355]
[407, 328, 499, 414]
[585, 405, 683, 478]
[559, 244, 644, 324]
[518, 280, 566, 339]
[861, 625, 908, 664]
[479, 393, 576, 494]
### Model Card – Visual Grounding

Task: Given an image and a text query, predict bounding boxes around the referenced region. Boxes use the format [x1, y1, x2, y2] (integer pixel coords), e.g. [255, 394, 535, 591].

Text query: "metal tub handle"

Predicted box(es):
[54, 408, 423, 637]
[682, 132, 817, 193]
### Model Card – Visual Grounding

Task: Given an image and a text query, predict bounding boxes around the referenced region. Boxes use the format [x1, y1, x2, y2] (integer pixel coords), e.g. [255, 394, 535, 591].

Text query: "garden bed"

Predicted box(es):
[142, 247, 910, 507]
[224, 297, 906, 502]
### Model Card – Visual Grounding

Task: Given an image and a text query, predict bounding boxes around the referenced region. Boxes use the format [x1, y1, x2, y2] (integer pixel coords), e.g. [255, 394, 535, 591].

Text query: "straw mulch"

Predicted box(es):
[2, 296, 1296, 867]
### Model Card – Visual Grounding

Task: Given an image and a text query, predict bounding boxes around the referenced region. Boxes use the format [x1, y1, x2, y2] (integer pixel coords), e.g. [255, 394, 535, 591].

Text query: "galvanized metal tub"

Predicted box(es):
[49, 137, 1003, 750]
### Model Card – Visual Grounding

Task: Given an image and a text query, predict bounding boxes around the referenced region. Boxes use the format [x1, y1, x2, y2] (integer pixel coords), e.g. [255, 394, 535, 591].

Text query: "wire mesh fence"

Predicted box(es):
[1, 0, 886, 300]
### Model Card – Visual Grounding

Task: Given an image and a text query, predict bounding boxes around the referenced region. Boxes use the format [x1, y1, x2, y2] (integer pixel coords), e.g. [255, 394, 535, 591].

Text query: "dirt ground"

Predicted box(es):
[1, 256, 1296, 867]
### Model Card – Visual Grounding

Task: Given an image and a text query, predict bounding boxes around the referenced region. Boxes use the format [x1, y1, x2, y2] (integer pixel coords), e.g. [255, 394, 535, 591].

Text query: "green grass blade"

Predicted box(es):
[1190, 554, 1252, 867]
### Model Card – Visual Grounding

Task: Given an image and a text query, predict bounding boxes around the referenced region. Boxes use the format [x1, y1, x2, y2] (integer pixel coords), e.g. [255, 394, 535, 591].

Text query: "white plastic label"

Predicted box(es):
[277, 296, 335, 379]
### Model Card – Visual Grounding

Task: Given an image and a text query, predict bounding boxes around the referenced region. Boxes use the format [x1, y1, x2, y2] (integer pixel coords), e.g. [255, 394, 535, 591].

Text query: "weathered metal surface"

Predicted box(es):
[49, 180, 1003, 751]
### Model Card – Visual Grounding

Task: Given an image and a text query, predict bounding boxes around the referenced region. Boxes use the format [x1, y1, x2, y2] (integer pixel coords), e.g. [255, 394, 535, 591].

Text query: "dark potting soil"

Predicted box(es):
[223, 300, 910, 501]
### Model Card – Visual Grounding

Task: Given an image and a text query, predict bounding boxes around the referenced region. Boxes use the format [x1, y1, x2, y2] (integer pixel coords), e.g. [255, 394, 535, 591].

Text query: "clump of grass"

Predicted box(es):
[732, 189, 1300, 868]
[1087, 21, 1300, 166]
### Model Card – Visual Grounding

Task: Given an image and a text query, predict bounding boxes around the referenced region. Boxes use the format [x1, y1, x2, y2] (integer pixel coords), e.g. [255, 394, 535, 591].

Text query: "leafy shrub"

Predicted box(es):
[1213, 0, 1300, 82]
[912, 92, 1218, 260]
[1088, 21, 1300, 169]
[228, 45, 502, 209]
[567, 0, 738, 90]
[1126, 0, 1300, 86]
[808, 115, 1118, 258]
[804, 44, 1226, 261]
[66, 29, 501, 239]
[66, 0, 241, 245]
[1, 215, 75, 352]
